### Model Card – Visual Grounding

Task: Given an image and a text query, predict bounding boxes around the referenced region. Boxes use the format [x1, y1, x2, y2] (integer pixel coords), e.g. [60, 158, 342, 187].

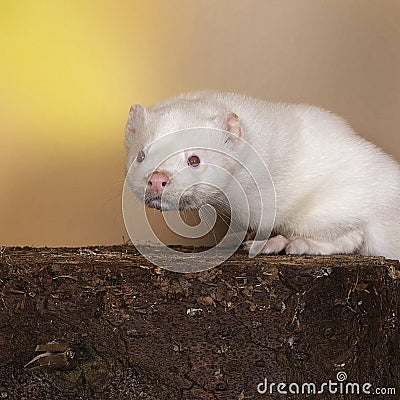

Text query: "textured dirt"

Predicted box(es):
[0, 246, 399, 399]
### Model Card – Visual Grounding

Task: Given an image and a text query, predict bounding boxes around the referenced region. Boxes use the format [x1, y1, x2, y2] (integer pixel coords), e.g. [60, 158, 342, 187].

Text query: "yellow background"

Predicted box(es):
[1, 0, 399, 246]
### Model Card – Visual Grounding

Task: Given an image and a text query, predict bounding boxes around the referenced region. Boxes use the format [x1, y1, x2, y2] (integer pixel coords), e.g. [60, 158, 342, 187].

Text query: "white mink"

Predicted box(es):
[124, 91, 400, 260]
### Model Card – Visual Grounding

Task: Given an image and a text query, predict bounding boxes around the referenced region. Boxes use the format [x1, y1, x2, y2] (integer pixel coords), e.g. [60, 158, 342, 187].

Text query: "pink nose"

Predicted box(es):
[148, 172, 170, 192]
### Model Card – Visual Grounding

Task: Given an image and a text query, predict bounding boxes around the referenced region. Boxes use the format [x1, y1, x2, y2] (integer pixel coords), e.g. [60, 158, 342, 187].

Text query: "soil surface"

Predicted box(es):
[0, 245, 399, 399]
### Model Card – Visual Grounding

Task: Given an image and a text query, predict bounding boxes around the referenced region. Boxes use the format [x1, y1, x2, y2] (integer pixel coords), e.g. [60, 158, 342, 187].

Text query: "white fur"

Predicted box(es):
[125, 91, 400, 260]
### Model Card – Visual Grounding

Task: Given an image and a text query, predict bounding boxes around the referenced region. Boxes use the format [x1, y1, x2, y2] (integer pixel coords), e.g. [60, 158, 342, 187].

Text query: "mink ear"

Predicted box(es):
[125, 104, 146, 142]
[217, 112, 242, 141]
[225, 112, 242, 137]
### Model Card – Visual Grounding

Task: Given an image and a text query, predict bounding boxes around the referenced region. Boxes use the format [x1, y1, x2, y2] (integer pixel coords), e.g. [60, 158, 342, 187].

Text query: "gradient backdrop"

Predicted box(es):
[1, 0, 399, 246]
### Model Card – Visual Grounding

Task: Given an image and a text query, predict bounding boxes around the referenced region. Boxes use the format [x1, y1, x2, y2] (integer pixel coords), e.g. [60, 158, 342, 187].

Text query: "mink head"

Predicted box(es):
[124, 99, 245, 211]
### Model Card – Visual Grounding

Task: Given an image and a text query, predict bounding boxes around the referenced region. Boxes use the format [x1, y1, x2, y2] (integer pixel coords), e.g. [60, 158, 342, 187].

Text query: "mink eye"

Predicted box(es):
[188, 155, 200, 167]
[137, 150, 145, 162]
